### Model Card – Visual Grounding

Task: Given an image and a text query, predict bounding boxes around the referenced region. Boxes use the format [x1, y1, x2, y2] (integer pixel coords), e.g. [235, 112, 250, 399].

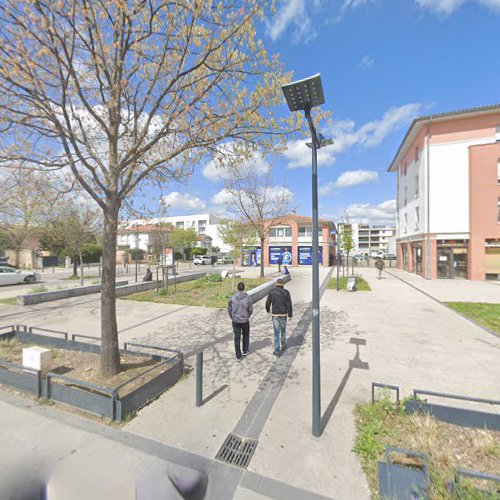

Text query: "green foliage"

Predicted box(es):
[129, 248, 145, 260]
[197, 274, 223, 283]
[29, 285, 48, 293]
[217, 219, 256, 259]
[327, 275, 371, 291]
[174, 252, 183, 260]
[81, 243, 102, 263]
[190, 247, 208, 256]
[0, 297, 17, 305]
[340, 223, 355, 256]
[169, 228, 198, 255]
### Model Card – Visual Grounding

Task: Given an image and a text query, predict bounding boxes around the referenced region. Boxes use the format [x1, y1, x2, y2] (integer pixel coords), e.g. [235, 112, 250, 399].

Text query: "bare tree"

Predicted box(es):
[0, 1, 296, 376]
[224, 170, 295, 278]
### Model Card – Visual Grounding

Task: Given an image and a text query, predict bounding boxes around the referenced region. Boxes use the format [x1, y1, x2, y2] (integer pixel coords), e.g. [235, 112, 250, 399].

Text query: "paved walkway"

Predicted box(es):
[1, 267, 499, 499]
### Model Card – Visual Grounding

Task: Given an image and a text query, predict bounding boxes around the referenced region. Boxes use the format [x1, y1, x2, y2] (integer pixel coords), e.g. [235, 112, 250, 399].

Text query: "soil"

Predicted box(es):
[0, 339, 175, 396]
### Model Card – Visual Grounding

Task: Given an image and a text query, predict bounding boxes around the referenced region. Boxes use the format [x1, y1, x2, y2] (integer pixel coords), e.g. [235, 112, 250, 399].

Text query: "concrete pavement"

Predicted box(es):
[0, 266, 499, 499]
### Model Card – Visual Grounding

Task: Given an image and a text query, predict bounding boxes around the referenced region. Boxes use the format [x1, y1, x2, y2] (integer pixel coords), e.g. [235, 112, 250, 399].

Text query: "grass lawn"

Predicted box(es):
[354, 397, 500, 499]
[446, 302, 500, 336]
[0, 297, 17, 305]
[327, 275, 371, 291]
[120, 275, 268, 308]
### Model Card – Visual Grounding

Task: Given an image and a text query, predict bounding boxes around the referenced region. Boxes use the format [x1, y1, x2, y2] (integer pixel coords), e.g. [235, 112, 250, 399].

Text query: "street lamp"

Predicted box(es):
[282, 74, 332, 437]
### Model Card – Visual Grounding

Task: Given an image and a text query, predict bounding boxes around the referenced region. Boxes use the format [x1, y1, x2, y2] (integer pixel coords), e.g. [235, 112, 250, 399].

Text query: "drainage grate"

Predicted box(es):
[215, 433, 258, 468]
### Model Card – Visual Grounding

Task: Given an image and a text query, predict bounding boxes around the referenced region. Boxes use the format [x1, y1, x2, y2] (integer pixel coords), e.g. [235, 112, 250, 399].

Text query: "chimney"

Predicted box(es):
[291, 210, 296, 215]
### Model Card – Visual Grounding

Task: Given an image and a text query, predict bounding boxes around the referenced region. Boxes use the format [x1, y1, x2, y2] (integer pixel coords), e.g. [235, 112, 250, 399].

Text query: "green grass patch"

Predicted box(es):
[29, 285, 48, 293]
[354, 396, 500, 499]
[0, 297, 18, 305]
[327, 275, 371, 291]
[120, 276, 268, 308]
[445, 302, 500, 336]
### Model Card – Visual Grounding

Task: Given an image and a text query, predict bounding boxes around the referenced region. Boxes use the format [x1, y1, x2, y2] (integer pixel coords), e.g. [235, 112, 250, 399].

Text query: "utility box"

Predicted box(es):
[347, 276, 356, 292]
[22, 346, 52, 371]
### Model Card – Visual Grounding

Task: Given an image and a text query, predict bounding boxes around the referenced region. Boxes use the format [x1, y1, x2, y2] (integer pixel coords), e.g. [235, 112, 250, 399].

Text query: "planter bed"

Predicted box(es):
[0, 325, 184, 421]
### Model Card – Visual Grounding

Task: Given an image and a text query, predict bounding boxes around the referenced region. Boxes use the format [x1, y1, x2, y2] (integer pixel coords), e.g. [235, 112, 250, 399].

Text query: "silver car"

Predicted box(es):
[0, 266, 41, 285]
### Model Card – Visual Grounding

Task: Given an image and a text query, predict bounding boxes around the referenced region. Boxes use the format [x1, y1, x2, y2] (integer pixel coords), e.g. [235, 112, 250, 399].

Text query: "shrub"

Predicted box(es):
[81, 243, 103, 263]
[191, 247, 208, 256]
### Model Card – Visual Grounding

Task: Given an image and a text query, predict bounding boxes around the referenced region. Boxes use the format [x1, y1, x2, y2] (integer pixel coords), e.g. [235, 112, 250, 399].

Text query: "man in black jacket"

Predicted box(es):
[265, 278, 293, 356]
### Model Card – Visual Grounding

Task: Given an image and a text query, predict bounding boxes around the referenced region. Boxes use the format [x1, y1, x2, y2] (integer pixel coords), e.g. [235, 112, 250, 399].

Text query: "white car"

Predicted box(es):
[0, 266, 41, 285]
[193, 256, 212, 266]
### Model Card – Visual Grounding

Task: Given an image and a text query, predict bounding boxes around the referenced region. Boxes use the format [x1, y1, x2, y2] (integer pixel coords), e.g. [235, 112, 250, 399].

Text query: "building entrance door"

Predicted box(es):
[437, 248, 453, 278]
[414, 246, 422, 275]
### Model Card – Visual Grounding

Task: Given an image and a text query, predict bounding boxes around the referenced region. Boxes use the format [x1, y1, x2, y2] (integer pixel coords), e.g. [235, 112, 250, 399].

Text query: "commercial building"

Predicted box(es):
[389, 104, 500, 280]
[242, 214, 336, 267]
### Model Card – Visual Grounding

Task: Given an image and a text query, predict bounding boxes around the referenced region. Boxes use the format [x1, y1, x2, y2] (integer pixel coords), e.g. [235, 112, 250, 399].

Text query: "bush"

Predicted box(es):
[174, 252, 183, 260]
[197, 274, 223, 284]
[81, 243, 103, 263]
[129, 248, 145, 260]
[190, 247, 208, 256]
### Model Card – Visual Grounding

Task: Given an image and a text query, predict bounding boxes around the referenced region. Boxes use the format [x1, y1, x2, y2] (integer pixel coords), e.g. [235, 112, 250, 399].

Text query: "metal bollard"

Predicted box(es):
[196, 351, 203, 407]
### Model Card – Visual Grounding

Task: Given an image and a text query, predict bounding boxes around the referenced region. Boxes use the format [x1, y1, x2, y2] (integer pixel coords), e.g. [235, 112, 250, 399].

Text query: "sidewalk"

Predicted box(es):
[0, 266, 499, 499]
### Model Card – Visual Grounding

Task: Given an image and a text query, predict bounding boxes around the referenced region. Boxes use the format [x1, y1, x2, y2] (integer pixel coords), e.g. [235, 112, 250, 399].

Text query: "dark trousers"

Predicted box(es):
[232, 322, 250, 359]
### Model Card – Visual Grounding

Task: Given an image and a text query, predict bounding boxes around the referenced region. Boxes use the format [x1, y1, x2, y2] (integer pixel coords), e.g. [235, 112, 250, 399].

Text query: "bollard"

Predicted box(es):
[196, 351, 203, 407]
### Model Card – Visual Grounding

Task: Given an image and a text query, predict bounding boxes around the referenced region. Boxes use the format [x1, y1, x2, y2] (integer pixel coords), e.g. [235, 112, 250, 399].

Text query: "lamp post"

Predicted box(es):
[135, 232, 139, 283]
[282, 74, 332, 437]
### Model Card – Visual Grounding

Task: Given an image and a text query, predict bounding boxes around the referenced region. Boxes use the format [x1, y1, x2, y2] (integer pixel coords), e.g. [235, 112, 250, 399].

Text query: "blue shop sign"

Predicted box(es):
[298, 246, 323, 265]
[269, 246, 292, 265]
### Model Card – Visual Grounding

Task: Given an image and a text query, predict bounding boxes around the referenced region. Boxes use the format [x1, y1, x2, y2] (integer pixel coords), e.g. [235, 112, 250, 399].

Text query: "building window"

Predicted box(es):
[404, 187, 407, 206]
[415, 207, 420, 229]
[404, 214, 408, 233]
[415, 174, 419, 197]
[176, 222, 184, 229]
[496, 126, 500, 142]
[270, 226, 292, 238]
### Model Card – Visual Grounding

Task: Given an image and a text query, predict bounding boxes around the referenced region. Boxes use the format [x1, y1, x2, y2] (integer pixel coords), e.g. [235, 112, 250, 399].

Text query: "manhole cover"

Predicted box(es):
[215, 433, 258, 468]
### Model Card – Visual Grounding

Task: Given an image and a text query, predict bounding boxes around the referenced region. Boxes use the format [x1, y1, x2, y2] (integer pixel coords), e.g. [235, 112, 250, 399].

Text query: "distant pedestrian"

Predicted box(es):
[142, 268, 153, 282]
[282, 266, 290, 276]
[210, 255, 217, 267]
[277, 254, 282, 273]
[375, 257, 385, 279]
[228, 282, 253, 361]
[265, 278, 293, 356]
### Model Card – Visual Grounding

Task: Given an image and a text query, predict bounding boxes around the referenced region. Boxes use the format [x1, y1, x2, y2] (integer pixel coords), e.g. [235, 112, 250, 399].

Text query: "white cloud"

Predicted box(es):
[344, 199, 396, 225]
[359, 55, 375, 70]
[319, 169, 379, 196]
[284, 103, 423, 169]
[415, 0, 500, 15]
[161, 191, 206, 211]
[202, 143, 271, 182]
[342, 0, 372, 9]
[211, 186, 294, 207]
[267, 0, 316, 43]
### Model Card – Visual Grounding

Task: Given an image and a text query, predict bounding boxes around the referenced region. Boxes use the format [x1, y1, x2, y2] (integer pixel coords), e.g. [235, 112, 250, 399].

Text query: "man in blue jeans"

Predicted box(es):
[228, 282, 254, 361]
[265, 279, 293, 356]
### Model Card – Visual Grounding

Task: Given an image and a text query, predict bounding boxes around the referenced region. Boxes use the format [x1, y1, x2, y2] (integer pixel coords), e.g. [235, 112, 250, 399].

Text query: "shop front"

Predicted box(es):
[436, 240, 468, 279]
[269, 246, 292, 266]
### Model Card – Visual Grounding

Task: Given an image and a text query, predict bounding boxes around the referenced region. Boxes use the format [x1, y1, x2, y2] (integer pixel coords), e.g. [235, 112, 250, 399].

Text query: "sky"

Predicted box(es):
[159, 0, 500, 225]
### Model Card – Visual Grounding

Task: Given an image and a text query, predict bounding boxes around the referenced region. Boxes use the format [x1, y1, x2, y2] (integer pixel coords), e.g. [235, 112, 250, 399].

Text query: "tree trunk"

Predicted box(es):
[260, 237, 265, 278]
[72, 254, 78, 277]
[79, 249, 84, 287]
[100, 204, 120, 377]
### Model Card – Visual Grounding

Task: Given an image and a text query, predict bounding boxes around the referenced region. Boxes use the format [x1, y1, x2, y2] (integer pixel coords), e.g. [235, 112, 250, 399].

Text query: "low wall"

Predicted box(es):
[247, 274, 291, 304]
[17, 281, 129, 306]
[115, 272, 208, 297]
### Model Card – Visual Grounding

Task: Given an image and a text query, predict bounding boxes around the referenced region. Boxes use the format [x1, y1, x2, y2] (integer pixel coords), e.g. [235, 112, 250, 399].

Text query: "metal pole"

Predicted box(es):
[336, 230, 340, 291]
[305, 108, 321, 437]
[196, 351, 203, 407]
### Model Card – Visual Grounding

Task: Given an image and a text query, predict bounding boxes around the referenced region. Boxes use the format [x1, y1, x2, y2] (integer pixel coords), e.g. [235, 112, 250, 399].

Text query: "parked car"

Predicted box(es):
[218, 256, 234, 265]
[383, 253, 397, 260]
[193, 255, 212, 266]
[0, 266, 41, 285]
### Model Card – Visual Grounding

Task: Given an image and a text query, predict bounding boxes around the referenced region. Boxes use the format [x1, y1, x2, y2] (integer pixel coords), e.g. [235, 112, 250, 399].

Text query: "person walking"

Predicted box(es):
[277, 254, 282, 273]
[375, 257, 385, 279]
[265, 278, 293, 356]
[228, 282, 253, 361]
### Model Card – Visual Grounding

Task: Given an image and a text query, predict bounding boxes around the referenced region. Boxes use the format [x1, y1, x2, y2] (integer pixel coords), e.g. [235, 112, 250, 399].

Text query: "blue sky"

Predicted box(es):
[162, 0, 500, 225]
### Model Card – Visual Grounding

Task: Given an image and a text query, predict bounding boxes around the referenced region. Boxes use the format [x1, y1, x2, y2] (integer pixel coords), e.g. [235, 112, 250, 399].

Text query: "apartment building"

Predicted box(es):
[389, 104, 500, 280]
